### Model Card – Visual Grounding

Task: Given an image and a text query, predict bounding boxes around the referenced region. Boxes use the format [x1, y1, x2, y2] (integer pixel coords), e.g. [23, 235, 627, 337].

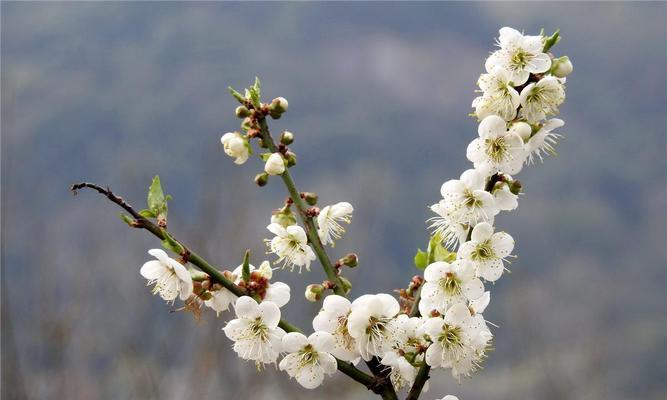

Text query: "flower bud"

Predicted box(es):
[509, 180, 522, 195]
[220, 132, 250, 165]
[338, 253, 358, 268]
[305, 284, 324, 302]
[280, 131, 294, 145]
[271, 206, 297, 228]
[339, 276, 352, 294]
[285, 151, 297, 168]
[301, 191, 318, 206]
[264, 153, 286, 175]
[550, 56, 573, 78]
[235, 105, 250, 119]
[509, 122, 532, 141]
[254, 172, 269, 187]
[270, 97, 288, 113]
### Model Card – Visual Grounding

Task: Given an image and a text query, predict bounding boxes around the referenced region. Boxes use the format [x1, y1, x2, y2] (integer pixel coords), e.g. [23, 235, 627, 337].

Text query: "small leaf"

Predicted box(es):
[119, 213, 135, 226]
[228, 86, 246, 104]
[241, 249, 251, 283]
[147, 176, 165, 212]
[543, 29, 561, 52]
[138, 209, 156, 218]
[414, 249, 428, 270]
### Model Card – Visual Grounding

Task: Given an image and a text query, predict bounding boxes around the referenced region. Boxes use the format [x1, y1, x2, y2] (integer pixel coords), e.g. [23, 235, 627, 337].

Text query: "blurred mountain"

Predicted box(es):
[2, 3, 666, 400]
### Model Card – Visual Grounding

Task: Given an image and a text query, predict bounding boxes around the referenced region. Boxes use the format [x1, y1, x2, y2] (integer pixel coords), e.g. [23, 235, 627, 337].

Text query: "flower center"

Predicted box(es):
[366, 316, 391, 343]
[248, 317, 269, 341]
[485, 137, 509, 163]
[297, 344, 319, 367]
[439, 272, 462, 295]
[463, 190, 482, 208]
[511, 50, 531, 69]
[472, 240, 495, 261]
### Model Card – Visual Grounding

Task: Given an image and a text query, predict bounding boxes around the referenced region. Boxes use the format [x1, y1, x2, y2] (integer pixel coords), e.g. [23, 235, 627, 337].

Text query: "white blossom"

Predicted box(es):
[317, 202, 353, 246]
[312, 295, 361, 362]
[485, 27, 551, 85]
[220, 132, 250, 165]
[457, 222, 514, 282]
[266, 223, 316, 272]
[519, 76, 566, 123]
[204, 285, 237, 316]
[423, 303, 487, 378]
[419, 260, 485, 316]
[223, 296, 285, 364]
[525, 118, 564, 164]
[380, 351, 423, 392]
[279, 331, 337, 389]
[347, 294, 401, 361]
[473, 67, 520, 121]
[265, 152, 286, 175]
[493, 182, 519, 211]
[467, 115, 526, 175]
[436, 396, 460, 400]
[429, 169, 497, 242]
[140, 249, 193, 302]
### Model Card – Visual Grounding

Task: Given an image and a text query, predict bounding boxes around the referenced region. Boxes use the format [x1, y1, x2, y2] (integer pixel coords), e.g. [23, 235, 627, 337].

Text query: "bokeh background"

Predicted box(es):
[2, 2, 666, 400]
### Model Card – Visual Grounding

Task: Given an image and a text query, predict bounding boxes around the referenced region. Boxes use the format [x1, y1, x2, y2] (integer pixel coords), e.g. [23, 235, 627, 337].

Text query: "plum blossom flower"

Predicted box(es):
[485, 27, 551, 85]
[519, 76, 566, 123]
[223, 296, 285, 364]
[492, 181, 519, 212]
[266, 223, 316, 272]
[347, 294, 401, 361]
[265, 152, 286, 175]
[220, 132, 250, 164]
[419, 260, 485, 316]
[472, 67, 520, 121]
[423, 303, 487, 378]
[312, 295, 360, 362]
[467, 115, 526, 175]
[457, 222, 514, 282]
[204, 284, 237, 316]
[429, 169, 497, 245]
[317, 202, 353, 246]
[279, 331, 337, 389]
[140, 249, 193, 302]
[380, 351, 423, 392]
[525, 118, 564, 164]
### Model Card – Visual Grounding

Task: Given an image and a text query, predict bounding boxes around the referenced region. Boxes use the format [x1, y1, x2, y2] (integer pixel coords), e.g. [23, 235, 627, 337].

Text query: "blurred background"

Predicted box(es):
[2, 2, 666, 400]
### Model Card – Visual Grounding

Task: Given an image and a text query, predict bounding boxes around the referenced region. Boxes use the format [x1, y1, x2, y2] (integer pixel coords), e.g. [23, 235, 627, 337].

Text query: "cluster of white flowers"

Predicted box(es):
[134, 26, 570, 398]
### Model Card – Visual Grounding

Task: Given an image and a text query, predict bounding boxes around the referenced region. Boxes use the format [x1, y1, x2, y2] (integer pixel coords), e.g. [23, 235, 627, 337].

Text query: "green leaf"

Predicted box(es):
[248, 77, 261, 108]
[138, 209, 156, 218]
[118, 213, 135, 227]
[147, 176, 165, 212]
[543, 29, 561, 52]
[414, 249, 428, 270]
[228, 86, 246, 104]
[147, 176, 171, 224]
[260, 152, 272, 161]
[241, 249, 251, 283]
[427, 234, 456, 264]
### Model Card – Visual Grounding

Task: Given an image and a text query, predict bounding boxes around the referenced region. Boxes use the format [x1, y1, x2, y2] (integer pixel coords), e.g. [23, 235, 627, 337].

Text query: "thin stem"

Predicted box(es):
[406, 364, 430, 400]
[257, 119, 346, 296]
[70, 182, 376, 390]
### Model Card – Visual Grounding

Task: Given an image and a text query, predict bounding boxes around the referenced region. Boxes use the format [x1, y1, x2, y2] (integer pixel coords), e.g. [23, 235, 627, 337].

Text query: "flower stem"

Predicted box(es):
[257, 118, 346, 296]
